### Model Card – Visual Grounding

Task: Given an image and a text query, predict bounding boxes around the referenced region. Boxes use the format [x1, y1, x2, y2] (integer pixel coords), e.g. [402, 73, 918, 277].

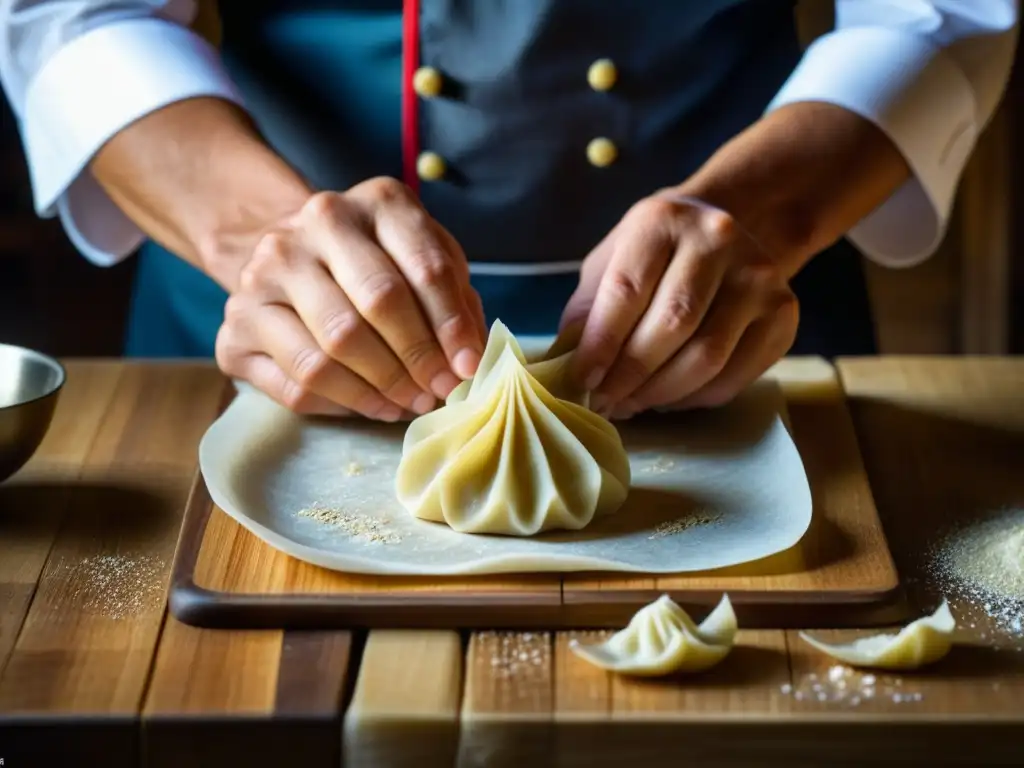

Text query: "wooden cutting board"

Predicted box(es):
[168, 357, 905, 630]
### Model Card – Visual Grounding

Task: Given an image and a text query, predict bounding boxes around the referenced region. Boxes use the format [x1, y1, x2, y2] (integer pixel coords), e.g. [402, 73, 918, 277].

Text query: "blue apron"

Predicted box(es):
[125, 0, 876, 358]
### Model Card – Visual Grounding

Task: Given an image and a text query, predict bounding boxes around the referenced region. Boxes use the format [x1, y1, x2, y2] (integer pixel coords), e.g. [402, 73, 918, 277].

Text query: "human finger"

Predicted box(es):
[376, 203, 485, 377]
[569, 210, 676, 391]
[278, 258, 436, 414]
[667, 293, 799, 410]
[301, 193, 460, 399]
[215, 320, 355, 416]
[626, 284, 761, 413]
[593, 228, 731, 410]
[252, 302, 405, 421]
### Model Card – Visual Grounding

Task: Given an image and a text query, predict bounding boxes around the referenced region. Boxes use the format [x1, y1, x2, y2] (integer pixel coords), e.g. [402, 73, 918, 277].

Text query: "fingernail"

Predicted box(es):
[453, 347, 481, 378]
[608, 399, 640, 421]
[430, 371, 462, 399]
[584, 367, 607, 391]
[412, 392, 436, 415]
[378, 404, 404, 422]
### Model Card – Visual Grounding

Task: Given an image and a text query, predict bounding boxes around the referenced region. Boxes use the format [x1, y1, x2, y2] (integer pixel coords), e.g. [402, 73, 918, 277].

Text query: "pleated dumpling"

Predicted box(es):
[569, 594, 738, 675]
[395, 320, 631, 536]
[799, 600, 956, 670]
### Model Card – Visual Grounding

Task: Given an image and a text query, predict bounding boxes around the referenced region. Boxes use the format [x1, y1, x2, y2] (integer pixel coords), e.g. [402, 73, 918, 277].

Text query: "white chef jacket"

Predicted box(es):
[0, 1, 1018, 271]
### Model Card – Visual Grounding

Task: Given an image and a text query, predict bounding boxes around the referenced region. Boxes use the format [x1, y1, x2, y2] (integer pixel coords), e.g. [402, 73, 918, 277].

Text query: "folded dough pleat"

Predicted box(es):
[798, 600, 956, 670]
[396, 321, 630, 536]
[569, 594, 738, 676]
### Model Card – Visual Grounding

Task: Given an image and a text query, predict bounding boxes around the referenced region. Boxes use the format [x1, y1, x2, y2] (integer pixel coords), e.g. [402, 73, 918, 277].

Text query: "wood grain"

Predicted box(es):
[562, 358, 902, 628]
[0, 363, 122, 676]
[959, 106, 1013, 353]
[553, 630, 792, 768]
[458, 631, 555, 768]
[343, 630, 462, 768]
[143, 623, 352, 767]
[171, 357, 901, 631]
[0, 364, 223, 767]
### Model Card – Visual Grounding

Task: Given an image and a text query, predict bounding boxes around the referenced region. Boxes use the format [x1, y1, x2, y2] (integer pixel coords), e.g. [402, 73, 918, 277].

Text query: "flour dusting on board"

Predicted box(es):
[62, 554, 166, 619]
[926, 507, 1024, 646]
[780, 666, 924, 707]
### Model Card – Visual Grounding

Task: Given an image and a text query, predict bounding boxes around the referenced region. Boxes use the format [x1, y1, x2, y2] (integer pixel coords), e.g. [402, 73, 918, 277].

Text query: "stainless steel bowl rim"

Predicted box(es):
[0, 343, 67, 411]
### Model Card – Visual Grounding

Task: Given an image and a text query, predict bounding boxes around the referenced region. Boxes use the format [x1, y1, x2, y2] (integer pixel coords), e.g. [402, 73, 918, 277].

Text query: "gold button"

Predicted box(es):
[586, 137, 617, 167]
[587, 58, 618, 91]
[417, 151, 447, 181]
[413, 66, 443, 98]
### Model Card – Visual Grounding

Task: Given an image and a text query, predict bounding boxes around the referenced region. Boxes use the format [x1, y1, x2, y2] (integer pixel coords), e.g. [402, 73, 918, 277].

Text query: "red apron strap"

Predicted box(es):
[401, 0, 422, 194]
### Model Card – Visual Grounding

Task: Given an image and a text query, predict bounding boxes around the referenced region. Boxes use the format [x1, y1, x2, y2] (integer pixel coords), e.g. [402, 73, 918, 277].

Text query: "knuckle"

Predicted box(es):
[701, 207, 737, 241]
[238, 257, 269, 293]
[657, 292, 701, 335]
[256, 232, 292, 265]
[401, 337, 441, 371]
[291, 346, 330, 388]
[376, 366, 412, 401]
[630, 196, 677, 228]
[359, 176, 411, 206]
[320, 311, 360, 358]
[615, 352, 654, 383]
[303, 190, 344, 221]
[582, 326, 623, 368]
[214, 330, 240, 375]
[222, 294, 248, 325]
[357, 273, 405, 318]
[602, 270, 645, 307]
[435, 308, 470, 342]
[691, 336, 731, 373]
[280, 380, 315, 413]
[406, 251, 454, 289]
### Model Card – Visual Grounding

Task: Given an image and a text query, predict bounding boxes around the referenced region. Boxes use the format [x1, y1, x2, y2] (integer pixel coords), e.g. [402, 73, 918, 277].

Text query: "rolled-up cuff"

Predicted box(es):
[22, 17, 245, 265]
[767, 26, 978, 268]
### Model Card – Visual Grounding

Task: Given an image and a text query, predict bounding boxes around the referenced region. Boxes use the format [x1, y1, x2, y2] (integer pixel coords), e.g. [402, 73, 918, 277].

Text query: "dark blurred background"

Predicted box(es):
[0, 3, 1021, 358]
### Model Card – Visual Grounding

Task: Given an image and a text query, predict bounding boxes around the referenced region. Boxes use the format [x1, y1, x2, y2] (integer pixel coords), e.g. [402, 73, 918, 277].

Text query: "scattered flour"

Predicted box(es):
[648, 510, 721, 540]
[780, 665, 923, 707]
[297, 503, 402, 544]
[926, 507, 1024, 645]
[478, 631, 551, 689]
[64, 554, 166, 619]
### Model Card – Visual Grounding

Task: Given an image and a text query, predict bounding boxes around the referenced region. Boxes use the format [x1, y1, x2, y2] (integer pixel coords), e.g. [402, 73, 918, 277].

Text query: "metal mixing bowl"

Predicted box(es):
[0, 343, 66, 483]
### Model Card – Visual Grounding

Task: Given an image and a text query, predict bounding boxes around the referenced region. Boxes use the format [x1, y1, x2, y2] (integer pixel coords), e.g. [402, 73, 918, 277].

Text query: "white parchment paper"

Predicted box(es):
[198, 358, 813, 576]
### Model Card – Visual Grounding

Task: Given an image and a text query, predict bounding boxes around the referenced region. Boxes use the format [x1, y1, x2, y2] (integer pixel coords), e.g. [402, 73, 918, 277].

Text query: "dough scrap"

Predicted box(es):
[395, 320, 631, 536]
[569, 594, 737, 676]
[799, 600, 956, 670]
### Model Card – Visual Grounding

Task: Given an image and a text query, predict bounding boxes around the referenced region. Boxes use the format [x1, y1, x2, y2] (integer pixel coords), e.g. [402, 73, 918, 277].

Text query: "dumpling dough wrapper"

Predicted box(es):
[569, 594, 737, 676]
[395, 320, 631, 536]
[799, 600, 956, 670]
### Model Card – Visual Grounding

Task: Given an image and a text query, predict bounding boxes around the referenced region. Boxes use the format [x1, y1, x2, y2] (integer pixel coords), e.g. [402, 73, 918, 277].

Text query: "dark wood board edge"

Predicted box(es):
[168, 471, 909, 630]
[168, 472, 564, 630]
[168, 369, 908, 631]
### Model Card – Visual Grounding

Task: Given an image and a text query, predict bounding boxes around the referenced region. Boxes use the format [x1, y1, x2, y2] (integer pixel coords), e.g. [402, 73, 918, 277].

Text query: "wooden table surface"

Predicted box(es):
[0, 357, 1022, 767]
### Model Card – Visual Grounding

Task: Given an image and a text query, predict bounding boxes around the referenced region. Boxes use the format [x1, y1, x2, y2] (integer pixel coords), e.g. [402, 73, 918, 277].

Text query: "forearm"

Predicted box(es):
[90, 96, 313, 291]
[677, 101, 911, 277]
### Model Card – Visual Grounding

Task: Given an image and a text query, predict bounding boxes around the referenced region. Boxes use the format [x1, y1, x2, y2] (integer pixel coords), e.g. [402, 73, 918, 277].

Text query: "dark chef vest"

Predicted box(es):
[125, 0, 877, 357]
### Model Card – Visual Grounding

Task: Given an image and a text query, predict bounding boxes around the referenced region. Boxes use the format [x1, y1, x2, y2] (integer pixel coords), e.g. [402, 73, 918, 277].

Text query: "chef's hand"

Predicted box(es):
[561, 192, 798, 419]
[215, 177, 487, 420]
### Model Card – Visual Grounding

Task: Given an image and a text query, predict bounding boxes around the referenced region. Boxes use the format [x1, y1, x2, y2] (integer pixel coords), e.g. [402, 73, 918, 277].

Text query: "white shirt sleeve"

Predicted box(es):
[0, 1, 245, 266]
[767, 1, 1020, 268]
